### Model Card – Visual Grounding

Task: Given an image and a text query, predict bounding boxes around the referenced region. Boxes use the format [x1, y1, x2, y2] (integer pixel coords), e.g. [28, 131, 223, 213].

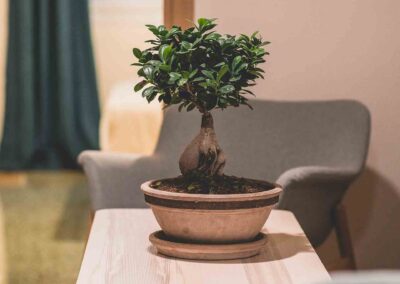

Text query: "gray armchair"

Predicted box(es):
[79, 99, 370, 247]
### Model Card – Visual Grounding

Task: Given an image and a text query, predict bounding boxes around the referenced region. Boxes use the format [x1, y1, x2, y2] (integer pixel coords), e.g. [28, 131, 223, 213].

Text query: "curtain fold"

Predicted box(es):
[0, 0, 100, 169]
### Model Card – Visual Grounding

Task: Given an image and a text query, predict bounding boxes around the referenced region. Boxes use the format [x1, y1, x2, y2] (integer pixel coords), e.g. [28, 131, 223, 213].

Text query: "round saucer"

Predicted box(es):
[149, 231, 267, 260]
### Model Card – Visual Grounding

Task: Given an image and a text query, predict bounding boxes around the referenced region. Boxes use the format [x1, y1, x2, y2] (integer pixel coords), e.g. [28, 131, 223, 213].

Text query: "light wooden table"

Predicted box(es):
[77, 209, 330, 284]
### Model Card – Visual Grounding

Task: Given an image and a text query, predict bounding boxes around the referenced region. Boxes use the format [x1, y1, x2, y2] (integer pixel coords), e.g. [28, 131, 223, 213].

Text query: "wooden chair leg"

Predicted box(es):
[80, 211, 96, 265]
[88, 210, 95, 229]
[85, 211, 95, 248]
[333, 203, 356, 270]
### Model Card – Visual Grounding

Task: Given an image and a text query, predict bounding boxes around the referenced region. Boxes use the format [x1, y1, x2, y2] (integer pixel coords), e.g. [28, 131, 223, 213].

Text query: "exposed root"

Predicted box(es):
[179, 112, 226, 176]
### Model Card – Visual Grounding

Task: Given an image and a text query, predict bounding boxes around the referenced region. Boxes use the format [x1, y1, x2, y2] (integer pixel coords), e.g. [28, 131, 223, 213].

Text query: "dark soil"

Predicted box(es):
[150, 175, 276, 194]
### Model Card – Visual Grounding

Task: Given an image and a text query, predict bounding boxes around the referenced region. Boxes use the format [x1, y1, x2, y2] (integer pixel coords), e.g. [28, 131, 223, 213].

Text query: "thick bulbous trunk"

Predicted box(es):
[179, 112, 226, 177]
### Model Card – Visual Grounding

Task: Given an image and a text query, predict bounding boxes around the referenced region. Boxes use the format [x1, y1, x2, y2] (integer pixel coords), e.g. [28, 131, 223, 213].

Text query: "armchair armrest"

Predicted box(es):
[276, 166, 359, 246]
[78, 150, 146, 167]
[78, 151, 164, 210]
[277, 166, 357, 188]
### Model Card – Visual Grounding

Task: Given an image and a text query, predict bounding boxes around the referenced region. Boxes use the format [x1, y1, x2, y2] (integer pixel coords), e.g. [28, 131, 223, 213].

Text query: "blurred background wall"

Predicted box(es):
[196, 0, 400, 269]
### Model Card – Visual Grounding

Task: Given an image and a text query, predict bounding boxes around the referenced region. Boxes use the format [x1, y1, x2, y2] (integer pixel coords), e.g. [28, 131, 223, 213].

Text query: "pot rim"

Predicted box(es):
[141, 180, 282, 202]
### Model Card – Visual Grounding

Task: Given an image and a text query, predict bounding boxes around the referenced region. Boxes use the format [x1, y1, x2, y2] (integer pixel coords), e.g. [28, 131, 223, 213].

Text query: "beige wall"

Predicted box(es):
[0, 0, 7, 141]
[196, 0, 400, 268]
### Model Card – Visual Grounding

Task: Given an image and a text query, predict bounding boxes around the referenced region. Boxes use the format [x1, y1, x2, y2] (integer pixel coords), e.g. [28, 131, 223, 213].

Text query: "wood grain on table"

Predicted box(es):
[77, 209, 330, 284]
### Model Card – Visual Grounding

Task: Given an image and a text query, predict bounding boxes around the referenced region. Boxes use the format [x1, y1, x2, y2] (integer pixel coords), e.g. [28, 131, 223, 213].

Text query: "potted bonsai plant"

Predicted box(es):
[133, 18, 282, 259]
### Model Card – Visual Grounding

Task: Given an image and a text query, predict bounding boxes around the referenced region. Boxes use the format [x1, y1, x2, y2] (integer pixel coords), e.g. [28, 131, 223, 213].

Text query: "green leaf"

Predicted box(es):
[187, 103, 196, 111]
[236, 63, 248, 73]
[181, 41, 192, 50]
[227, 96, 240, 106]
[205, 33, 220, 41]
[159, 44, 172, 63]
[214, 62, 225, 68]
[199, 82, 208, 88]
[217, 65, 229, 81]
[146, 92, 157, 103]
[206, 79, 217, 88]
[166, 27, 180, 37]
[197, 18, 216, 33]
[189, 69, 198, 78]
[206, 96, 218, 110]
[143, 86, 155, 96]
[229, 75, 241, 82]
[217, 38, 225, 46]
[219, 84, 235, 94]
[239, 34, 250, 42]
[192, 76, 205, 82]
[241, 89, 255, 96]
[159, 64, 171, 72]
[137, 68, 144, 76]
[162, 92, 172, 104]
[143, 65, 154, 79]
[176, 50, 190, 55]
[192, 37, 202, 46]
[145, 24, 159, 35]
[232, 56, 242, 71]
[168, 72, 181, 83]
[158, 25, 167, 34]
[132, 48, 142, 59]
[178, 103, 185, 112]
[218, 97, 228, 108]
[253, 58, 266, 64]
[201, 24, 216, 33]
[201, 70, 214, 79]
[251, 31, 259, 38]
[169, 54, 176, 65]
[139, 51, 151, 63]
[187, 184, 196, 191]
[142, 86, 157, 102]
[244, 102, 254, 110]
[178, 78, 188, 86]
[147, 60, 162, 66]
[134, 80, 148, 92]
[182, 71, 190, 79]
[197, 18, 209, 29]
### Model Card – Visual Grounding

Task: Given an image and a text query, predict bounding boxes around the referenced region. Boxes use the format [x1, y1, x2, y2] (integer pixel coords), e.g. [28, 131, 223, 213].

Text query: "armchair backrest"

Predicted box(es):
[155, 100, 370, 181]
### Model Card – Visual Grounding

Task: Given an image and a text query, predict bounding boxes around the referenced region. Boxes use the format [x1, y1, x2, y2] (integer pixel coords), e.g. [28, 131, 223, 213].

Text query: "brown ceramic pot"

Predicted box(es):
[141, 181, 282, 244]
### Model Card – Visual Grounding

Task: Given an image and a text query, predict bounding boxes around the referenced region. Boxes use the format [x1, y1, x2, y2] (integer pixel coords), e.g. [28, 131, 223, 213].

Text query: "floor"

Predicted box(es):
[0, 171, 90, 284]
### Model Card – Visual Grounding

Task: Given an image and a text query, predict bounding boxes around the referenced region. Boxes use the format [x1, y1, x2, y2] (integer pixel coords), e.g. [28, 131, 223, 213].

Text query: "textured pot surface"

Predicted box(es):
[141, 180, 282, 243]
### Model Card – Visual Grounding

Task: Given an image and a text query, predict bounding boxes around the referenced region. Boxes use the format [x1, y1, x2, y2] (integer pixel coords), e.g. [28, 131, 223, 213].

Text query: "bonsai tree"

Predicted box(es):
[132, 18, 269, 189]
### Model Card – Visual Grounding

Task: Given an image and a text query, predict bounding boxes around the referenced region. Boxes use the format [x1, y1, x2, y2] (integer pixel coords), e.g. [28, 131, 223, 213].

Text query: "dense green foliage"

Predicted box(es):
[132, 18, 269, 112]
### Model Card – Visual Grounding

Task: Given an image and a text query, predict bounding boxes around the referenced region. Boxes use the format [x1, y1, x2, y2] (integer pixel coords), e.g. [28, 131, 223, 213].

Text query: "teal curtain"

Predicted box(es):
[0, 0, 100, 169]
